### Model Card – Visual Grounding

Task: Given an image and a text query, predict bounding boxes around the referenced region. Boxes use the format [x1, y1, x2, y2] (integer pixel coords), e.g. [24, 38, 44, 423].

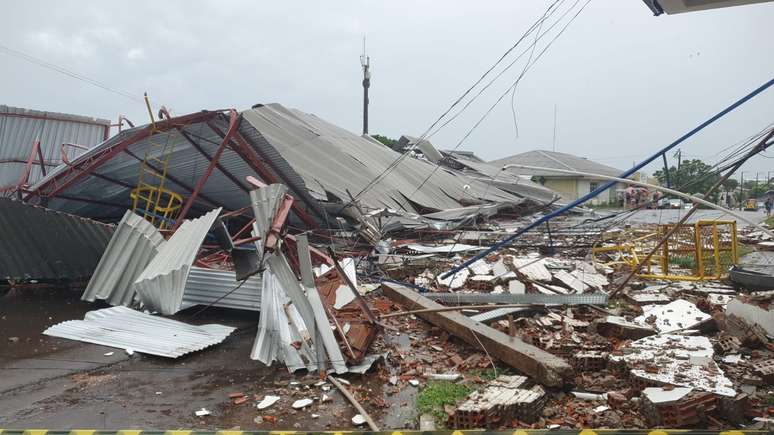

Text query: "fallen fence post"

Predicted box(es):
[381, 282, 574, 387]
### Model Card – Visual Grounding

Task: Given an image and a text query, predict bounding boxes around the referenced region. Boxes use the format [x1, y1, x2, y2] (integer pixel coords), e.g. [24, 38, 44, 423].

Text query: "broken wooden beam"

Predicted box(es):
[381, 283, 573, 387]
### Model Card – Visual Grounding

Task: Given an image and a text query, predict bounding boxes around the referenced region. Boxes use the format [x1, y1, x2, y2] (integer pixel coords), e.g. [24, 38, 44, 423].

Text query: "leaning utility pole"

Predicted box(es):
[360, 37, 371, 135]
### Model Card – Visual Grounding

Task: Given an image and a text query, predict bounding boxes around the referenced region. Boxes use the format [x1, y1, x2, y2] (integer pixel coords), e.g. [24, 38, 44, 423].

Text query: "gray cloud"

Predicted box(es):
[1, 0, 772, 177]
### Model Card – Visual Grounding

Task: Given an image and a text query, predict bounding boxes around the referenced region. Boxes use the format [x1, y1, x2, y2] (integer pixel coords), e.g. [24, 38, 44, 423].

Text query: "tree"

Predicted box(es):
[654, 159, 720, 200]
[721, 178, 739, 192]
[372, 134, 399, 150]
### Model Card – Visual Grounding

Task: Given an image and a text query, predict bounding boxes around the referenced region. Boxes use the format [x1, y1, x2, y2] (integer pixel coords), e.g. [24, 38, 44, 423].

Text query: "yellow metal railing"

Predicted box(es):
[130, 93, 183, 229]
[593, 220, 737, 281]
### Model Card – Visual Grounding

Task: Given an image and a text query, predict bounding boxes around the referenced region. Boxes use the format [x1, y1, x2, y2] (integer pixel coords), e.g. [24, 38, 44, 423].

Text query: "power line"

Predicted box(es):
[346, 0, 565, 206]
[409, 0, 593, 199]
[0, 42, 144, 103]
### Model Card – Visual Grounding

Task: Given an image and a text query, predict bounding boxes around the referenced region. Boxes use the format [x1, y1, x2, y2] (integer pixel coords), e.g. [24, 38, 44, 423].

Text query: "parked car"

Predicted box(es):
[659, 198, 684, 209]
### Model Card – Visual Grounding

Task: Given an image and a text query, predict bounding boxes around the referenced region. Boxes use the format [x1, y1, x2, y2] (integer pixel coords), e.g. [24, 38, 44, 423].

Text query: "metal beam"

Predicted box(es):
[25, 110, 223, 202]
[208, 122, 319, 229]
[177, 127, 249, 193]
[381, 282, 573, 387]
[122, 149, 227, 210]
[173, 109, 239, 229]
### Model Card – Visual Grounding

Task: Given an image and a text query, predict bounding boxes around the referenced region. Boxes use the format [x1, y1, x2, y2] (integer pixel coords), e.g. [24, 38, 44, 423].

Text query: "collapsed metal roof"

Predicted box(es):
[25, 104, 543, 227]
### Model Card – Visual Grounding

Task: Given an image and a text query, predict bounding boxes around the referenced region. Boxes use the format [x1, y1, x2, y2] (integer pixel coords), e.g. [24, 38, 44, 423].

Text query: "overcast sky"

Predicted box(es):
[1, 1, 772, 178]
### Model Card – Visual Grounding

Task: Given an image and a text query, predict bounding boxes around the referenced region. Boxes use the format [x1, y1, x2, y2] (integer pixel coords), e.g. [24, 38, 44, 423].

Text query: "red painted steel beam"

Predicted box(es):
[265, 194, 294, 251]
[25, 110, 223, 202]
[0, 140, 41, 193]
[177, 127, 249, 192]
[206, 121, 317, 229]
[172, 109, 239, 230]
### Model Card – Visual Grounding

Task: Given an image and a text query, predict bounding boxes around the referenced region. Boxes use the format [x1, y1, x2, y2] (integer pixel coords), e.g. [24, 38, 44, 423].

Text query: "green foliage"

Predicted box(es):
[654, 159, 720, 199]
[467, 368, 501, 381]
[416, 381, 472, 427]
[372, 134, 398, 148]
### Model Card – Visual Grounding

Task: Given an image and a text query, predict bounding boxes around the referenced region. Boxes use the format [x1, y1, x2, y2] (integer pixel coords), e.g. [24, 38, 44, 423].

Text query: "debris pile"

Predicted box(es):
[1, 104, 773, 431]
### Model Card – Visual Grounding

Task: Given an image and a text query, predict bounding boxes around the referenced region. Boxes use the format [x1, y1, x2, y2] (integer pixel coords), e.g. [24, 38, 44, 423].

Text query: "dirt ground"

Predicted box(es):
[0, 287, 418, 430]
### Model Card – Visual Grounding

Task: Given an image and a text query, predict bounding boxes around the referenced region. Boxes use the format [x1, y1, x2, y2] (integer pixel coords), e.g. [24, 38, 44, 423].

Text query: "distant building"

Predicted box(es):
[490, 150, 626, 205]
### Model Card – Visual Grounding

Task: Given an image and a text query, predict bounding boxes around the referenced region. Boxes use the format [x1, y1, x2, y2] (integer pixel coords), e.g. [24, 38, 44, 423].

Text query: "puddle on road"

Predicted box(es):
[0, 286, 94, 361]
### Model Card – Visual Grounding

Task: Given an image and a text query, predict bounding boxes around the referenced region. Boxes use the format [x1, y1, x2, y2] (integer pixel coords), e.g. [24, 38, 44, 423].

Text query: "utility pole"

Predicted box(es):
[552, 104, 557, 152]
[360, 37, 371, 135]
[740, 171, 746, 209]
[673, 149, 682, 186]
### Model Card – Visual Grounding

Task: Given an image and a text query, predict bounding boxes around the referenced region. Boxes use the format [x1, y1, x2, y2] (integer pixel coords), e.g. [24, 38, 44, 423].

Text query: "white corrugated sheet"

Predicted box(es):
[43, 306, 235, 358]
[81, 210, 165, 306]
[180, 266, 262, 312]
[133, 208, 222, 315]
[251, 265, 316, 372]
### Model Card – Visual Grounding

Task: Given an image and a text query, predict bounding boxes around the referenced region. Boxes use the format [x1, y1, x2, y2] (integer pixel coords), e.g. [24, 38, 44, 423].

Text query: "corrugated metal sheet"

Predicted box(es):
[180, 266, 262, 312]
[81, 210, 164, 306]
[249, 184, 288, 256]
[31, 104, 532, 224]
[240, 104, 523, 213]
[133, 208, 222, 315]
[251, 265, 317, 372]
[424, 292, 608, 305]
[30, 123, 248, 218]
[0, 198, 114, 281]
[43, 306, 235, 358]
[0, 105, 110, 187]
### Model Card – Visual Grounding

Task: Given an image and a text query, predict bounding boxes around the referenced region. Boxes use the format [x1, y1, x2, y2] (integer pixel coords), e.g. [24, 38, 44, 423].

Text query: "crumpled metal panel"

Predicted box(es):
[180, 266, 262, 312]
[0, 198, 114, 282]
[249, 184, 288, 256]
[43, 306, 235, 358]
[240, 104, 523, 213]
[81, 210, 164, 306]
[133, 208, 222, 315]
[251, 265, 317, 372]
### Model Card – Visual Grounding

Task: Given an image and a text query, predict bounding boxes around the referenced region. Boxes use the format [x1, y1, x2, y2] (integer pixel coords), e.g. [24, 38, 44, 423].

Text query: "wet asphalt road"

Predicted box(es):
[0, 287, 414, 430]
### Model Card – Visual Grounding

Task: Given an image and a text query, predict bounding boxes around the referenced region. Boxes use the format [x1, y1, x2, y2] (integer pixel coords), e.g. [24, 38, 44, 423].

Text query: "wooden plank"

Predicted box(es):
[381, 283, 573, 387]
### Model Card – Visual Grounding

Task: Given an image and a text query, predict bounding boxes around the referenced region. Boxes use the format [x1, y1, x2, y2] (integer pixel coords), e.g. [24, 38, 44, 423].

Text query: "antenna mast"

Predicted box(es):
[360, 37, 371, 135]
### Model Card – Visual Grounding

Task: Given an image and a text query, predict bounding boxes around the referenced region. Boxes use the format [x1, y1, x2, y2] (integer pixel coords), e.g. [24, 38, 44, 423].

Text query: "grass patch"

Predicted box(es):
[670, 255, 696, 269]
[467, 368, 501, 381]
[416, 381, 472, 427]
[765, 216, 774, 228]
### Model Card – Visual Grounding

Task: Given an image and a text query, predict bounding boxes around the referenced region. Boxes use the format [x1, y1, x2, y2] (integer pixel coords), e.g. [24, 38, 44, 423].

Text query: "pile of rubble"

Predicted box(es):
[1, 105, 773, 430]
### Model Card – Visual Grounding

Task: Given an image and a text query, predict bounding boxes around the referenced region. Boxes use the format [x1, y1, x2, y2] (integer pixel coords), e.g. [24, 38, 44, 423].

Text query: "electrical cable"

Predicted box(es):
[0, 43, 144, 103]
[410, 0, 593, 200]
[346, 0, 566, 207]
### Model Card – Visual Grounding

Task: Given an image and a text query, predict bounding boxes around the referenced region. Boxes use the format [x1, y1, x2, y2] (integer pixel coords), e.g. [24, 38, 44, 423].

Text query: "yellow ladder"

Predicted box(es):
[130, 94, 183, 230]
